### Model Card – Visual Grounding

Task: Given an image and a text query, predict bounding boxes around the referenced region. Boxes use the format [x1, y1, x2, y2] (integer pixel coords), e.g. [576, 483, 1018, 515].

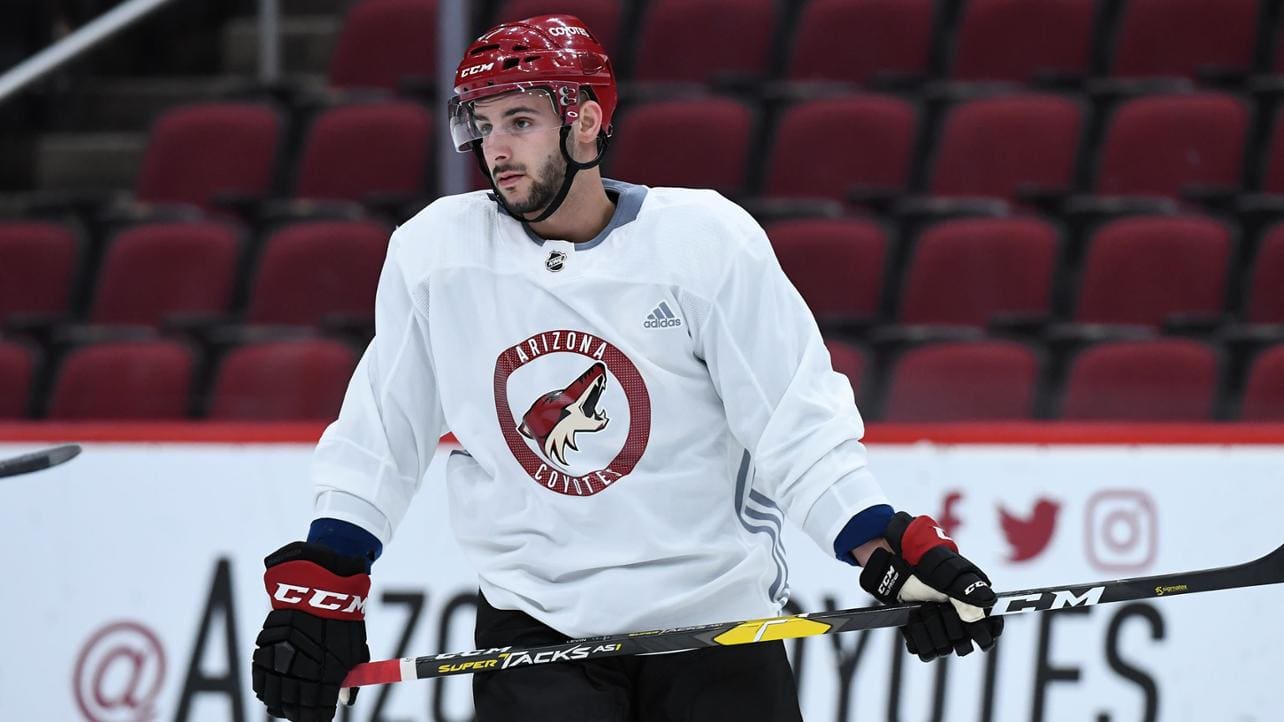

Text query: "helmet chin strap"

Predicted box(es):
[473, 127, 610, 225]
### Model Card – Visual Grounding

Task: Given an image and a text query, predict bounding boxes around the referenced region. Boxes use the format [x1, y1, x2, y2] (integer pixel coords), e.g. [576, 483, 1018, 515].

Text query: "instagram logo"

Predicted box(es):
[1085, 490, 1157, 572]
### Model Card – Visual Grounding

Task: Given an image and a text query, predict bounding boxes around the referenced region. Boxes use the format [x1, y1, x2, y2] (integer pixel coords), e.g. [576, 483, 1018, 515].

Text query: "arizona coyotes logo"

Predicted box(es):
[518, 362, 610, 467]
[494, 330, 651, 496]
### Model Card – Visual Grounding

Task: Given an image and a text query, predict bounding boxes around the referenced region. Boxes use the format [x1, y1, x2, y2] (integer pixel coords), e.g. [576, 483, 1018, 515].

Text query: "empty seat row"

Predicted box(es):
[6, 212, 1282, 334]
[772, 214, 1283, 328]
[114, 89, 1282, 222]
[0, 219, 388, 328]
[611, 90, 1263, 203]
[0, 338, 356, 420]
[136, 101, 431, 215]
[330, 0, 1275, 91]
[5, 334, 1279, 421]
[826, 338, 1284, 421]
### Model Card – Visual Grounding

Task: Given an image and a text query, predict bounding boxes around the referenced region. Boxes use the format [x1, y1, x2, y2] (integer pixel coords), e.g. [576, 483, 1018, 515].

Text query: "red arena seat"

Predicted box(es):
[328, 0, 438, 91]
[293, 102, 432, 204]
[1061, 340, 1218, 420]
[884, 341, 1040, 421]
[764, 95, 917, 204]
[135, 103, 282, 213]
[929, 94, 1083, 202]
[1244, 223, 1284, 324]
[1074, 215, 1230, 327]
[1258, 110, 1284, 194]
[208, 339, 357, 420]
[788, 0, 934, 85]
[632, 0, 776, 83]
[608, 98, 753, 195]
[89, 222, 240, 326]
[1109, 0, 1258, 80]
[899, 217, 1058, 326]
[0, 221, 78, 324]
[766, 218, 888, 321]
[1094, 93, 1249, 199]
[0, 341, 36, 418]
[244, 221, 390, 327]
[47, 340, 195, 419]
[1240, 345, 1284, 420]
[950, 0, 1095, 83]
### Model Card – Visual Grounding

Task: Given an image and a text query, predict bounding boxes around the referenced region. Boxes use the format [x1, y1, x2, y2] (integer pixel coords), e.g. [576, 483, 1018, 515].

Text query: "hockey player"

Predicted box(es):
[252, 15, 1002, 722]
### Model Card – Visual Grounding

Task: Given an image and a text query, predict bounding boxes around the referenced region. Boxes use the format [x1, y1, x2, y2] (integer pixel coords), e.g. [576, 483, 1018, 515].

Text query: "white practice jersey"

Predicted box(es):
[311, 180, 889, 638]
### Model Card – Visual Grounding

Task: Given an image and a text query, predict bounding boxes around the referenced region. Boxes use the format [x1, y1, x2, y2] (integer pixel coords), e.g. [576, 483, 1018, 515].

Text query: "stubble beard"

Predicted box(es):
[499, 153, 564, 216]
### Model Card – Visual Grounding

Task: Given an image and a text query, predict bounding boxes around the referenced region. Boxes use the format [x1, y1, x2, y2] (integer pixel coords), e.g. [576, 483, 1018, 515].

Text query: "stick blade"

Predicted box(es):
[0, 443, 82, 479]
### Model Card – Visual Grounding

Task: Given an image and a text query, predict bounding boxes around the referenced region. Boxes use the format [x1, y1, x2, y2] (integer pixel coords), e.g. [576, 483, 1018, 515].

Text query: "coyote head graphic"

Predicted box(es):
[517, 362, 610, 468]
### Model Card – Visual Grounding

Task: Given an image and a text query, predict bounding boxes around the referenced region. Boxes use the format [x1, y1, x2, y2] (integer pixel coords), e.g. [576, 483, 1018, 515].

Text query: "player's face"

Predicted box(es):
[472, 92, 567, 215]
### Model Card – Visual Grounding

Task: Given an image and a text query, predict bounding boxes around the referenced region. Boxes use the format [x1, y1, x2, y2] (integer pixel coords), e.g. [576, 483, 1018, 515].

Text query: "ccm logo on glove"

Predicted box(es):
[264, 559, 370, 621]
[271, 583, 367, 614]
[877, 566, 901, 597]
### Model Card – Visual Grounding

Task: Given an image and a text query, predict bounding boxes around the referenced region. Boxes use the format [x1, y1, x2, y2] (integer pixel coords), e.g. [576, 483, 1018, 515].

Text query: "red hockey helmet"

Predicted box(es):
[449, 14, 618, 152]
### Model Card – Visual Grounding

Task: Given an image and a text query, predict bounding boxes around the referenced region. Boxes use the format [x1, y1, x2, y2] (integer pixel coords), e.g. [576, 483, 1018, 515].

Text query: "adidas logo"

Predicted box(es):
[644, 301, 683, 329]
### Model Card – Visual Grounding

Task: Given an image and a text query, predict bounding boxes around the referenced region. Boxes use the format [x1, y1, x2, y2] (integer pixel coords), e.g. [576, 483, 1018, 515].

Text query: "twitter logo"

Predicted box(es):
[999, 498, 1061, 562]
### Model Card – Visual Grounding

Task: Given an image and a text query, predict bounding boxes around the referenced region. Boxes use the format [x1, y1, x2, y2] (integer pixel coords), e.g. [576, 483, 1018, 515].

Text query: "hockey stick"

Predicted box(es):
[0, 443, 81, 479]
[339, 541, 1284, 695]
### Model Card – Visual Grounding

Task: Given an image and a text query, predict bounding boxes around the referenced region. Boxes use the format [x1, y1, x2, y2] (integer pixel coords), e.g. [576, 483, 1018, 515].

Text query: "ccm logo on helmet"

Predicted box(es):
[548, 26, 590, 38]
[461, 62, 495, 78]
[273, 583, 367, 614]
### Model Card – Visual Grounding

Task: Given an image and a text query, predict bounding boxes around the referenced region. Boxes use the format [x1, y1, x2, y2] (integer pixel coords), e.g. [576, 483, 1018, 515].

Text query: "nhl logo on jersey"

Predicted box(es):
[494, 329, 652, 496]
[545, 250, 566, 272]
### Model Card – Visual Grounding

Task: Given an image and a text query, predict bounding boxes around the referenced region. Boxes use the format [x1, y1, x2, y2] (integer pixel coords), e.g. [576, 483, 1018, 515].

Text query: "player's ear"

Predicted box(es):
[575, 100, 603, 144]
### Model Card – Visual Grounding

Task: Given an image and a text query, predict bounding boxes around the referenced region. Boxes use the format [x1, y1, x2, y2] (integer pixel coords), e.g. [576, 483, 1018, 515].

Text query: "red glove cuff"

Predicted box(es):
[899, 515, 959, 566]
[264, 559, 371, 621]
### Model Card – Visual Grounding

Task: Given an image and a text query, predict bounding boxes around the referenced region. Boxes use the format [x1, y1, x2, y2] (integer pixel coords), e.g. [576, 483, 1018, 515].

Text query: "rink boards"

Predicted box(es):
[2, 427, 1282, 722]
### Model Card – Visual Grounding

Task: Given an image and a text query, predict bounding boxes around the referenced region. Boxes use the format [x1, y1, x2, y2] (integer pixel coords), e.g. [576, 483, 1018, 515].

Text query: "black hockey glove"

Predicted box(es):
[253, 541, 371, 722]
[858, 512, 1003, 662]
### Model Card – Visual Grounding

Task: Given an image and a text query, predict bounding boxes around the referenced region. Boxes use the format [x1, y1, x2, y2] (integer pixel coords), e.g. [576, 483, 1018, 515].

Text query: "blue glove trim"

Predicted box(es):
[307, 517, 383, 572]
[833, 504, 895, 566]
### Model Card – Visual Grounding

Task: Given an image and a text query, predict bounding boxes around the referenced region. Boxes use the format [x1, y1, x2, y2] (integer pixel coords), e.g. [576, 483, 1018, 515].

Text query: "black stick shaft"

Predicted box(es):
[0, 443, 81, 479]
[342, 542, 1284, 689]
